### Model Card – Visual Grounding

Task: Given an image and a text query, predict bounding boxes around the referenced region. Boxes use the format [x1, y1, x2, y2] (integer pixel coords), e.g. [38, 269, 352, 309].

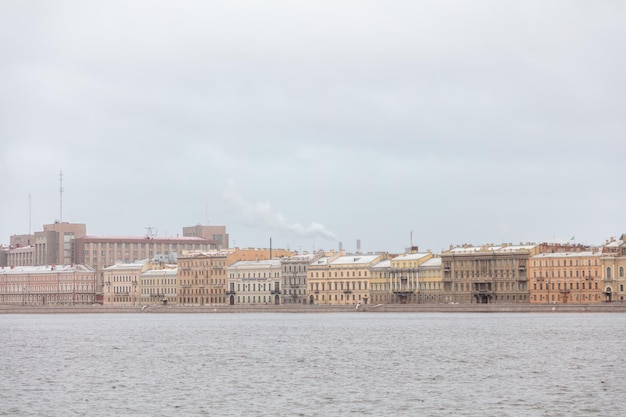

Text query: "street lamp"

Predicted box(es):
[132, 279, 137, 306]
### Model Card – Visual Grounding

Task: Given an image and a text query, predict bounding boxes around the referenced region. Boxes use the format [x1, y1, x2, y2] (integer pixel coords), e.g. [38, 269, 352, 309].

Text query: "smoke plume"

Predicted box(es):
[224, 179, 337, 240]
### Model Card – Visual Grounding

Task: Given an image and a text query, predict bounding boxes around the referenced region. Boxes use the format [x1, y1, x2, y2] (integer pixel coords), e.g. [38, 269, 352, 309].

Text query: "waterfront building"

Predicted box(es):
[308, 252, 383, 305]
[183, 224, 229, 249]
[601, 235, 626, 302]
[280, 252, 320, 304]
[441, 244, 538, 304]
[389, 250, 433, 304]
[226, 259, 282, 305]
[528, 250, 603, 304]
[177, 250, 233, 305]
[418, 257, 443, 304]
[369, 259, 392, 304]
[0, 264, 97, 305]
[102, 262, 146, 306]
[140, 265, 178, 305]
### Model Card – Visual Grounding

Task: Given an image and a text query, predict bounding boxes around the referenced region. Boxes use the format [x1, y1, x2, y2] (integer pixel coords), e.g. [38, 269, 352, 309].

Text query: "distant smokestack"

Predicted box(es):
[356, 239, 361, 253]
[339, 241, 343, 252]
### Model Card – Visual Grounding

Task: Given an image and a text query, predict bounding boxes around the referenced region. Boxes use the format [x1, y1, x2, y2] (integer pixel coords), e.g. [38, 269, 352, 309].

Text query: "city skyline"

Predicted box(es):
[2, 1, 625, 254]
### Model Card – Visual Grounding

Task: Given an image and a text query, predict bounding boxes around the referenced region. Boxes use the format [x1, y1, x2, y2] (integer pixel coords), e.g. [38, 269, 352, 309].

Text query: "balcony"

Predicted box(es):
[270, 289, 281, 295]
[225, 290, 236, 295]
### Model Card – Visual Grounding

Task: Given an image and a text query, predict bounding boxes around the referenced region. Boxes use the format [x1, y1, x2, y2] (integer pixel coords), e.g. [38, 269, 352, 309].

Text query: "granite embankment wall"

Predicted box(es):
[2, 303, 626, 314]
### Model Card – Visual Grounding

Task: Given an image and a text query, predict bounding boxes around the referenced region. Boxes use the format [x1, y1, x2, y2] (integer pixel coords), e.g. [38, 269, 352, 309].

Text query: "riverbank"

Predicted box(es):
[2, 302, 626, 314]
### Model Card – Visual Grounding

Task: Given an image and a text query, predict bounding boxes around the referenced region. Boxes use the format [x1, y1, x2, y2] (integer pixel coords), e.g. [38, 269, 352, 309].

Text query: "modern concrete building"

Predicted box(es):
[35, 222, 87, 266]
[183, 224, 229, 249]
[6, 245, 35, 267]
[528, 250, 603, 304]
[441, 243, 538, 304]
[227, 259, 283, 305]
[0, 264, 97, 305]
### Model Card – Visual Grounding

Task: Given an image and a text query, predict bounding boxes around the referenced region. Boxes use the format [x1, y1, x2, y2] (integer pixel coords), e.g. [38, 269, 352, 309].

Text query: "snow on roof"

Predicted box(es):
[330, 254, 381, 265]
[103, 262, 145, 270]
[421, 257, 442, 267]
[229, 259, 283, 268]
[392, 252, 430, 261]
[371, 259, 391, 269]
[142, 268, 178, 276]
[0, 264, 94, 274]
[532, 251, 601, 258]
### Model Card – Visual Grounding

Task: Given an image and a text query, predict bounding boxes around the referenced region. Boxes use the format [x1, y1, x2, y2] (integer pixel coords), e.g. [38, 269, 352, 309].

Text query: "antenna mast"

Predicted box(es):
[59, 170, 64, 222]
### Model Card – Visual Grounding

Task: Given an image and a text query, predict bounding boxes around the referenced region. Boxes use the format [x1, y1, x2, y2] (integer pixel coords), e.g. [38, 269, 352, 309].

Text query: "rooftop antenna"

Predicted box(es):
[59, 170, 64, 222]
[410, 230, 413, 247]
[146, 226, 154, 237]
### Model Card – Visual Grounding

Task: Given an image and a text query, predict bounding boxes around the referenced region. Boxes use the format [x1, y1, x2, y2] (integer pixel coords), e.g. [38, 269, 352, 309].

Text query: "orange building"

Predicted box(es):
[528, 250, 603, 304]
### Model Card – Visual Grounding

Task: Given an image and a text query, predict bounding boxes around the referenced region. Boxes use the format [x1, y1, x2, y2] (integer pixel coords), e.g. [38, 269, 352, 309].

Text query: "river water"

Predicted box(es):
[1, 312, 625, 416]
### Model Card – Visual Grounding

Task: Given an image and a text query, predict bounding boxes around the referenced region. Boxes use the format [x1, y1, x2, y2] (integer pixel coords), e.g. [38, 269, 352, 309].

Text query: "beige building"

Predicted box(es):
[102, 262, 146, 306]
[369, 259, 392, 304]
[441, 244, 538, 304]
[418, 257, 443, 304]
[177, 250, 233, 305]
[308, 253, 383, 305]
[601, 235, 626, 302]
[0, 264, 97, 305]
[227, 259, 282, 305]
[140, 266, 178, 305]
[389, 251, 433, 304]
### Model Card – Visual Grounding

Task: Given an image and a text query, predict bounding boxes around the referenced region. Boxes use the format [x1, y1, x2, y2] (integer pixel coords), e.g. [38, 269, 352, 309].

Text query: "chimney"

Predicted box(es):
[356, 239, 361, 253]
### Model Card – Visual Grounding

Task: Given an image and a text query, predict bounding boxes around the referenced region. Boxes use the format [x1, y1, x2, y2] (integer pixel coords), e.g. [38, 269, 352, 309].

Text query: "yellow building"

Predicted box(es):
[369, 259, 392, 304]
[389, 251, 433, 304]
[308, 252, 383, 305]
[418, 257, 442, 304]
[140, 265, 178, 305]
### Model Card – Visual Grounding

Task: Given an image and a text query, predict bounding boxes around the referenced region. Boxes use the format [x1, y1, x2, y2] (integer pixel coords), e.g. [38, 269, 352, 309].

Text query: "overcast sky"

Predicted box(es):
[1, 1, 625, 254]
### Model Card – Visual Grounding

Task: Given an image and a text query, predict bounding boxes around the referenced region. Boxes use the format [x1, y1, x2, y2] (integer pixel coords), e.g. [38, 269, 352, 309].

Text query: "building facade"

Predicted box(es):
[0, 264, 97, 305]
[183, 225, 229, 249]
[227, 259, 282, 305]
[280, 253, 319, 304]
[141, 266, 178, 305]
[308, 253, 382, 306]
[102, 262, 146, 306]
[369, 259, 392, 304]
[177, 250, 232, 305]
[441, 244, 537, 304]
[389, 251, 433, 304]
[528, 250, 603, 304]
[418, 257, 443, 304]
